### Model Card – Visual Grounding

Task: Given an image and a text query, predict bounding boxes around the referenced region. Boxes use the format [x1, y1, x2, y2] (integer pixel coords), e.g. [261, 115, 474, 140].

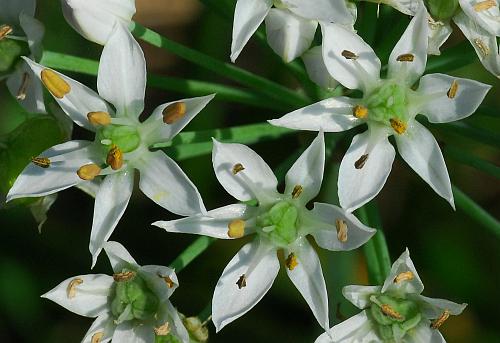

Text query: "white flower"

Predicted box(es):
[270, 8, 491, 212]
[1, 0, 45, 112]
[315, 249, 467, 343]
[231, 0, 354, 62]
[61, 0, 136, 45]
[154, 132, 376, 332]
[42, 241, 190, 343]
[7, 23, 213, 266]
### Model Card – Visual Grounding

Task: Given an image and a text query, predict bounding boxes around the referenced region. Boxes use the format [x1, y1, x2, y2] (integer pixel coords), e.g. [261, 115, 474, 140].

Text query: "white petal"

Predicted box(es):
[417, 73, 491, 123]
[285, 240, 329, 330]
[7, 140, 100, 201]
[231, 0, 273, 62]
[212, 239, 279, 332]
[388, 7, 429, 85]
[338, 128, 395, 212]
[269, 96, 361, 132]
[153, 203, 258, 239]
[342, 285, 382, 309]
[19, 13, 44, 61]
[6, 62, 45, 114]
[212, 139, 279, 203]
[407, 322, 446, 343]
[103, 240, 139, 272]
[29, 194, 57, 232]
[137, 151, 205, 215]
[459, 0, 500, 36]
[142, 94, 215, 145]
[384, 0, 422, 15]
[90, 171, 134, 267]
[309, 202, 376, 251]
[112, 322, 154, 343]
[162, 301, 190, 343]
[282, 0, 354, 24]
[41, 274, 113, 317]
[0, 0, 35, 25]
[285, 132, 324, 204]
[97, 23, 145, 118]
[139, 265, 178, 301]
[302, 46, 339, 89]
[315, 311, 379, 343]
[321, 23, 381, 91]
[61, 0, 136, 45]
[427, 21, 452, 55]
[82, 313, 115, 343]
[414, 294, 467, 318]
[22, 57, 112, 130]
[382, 248, 424, 295]
[395, 121, 454, 208]
[265, 8, 318, 63]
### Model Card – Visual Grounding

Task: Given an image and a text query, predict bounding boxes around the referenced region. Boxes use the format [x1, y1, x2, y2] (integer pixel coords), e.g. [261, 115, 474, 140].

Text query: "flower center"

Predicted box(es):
[257, 201, 299, 246]
[424, 0, 460, 21]
[100, 125, 141, 153]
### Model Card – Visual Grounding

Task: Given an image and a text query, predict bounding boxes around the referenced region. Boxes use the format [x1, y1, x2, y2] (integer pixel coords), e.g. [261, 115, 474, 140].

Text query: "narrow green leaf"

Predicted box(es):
[440, 122, 500, 148]
[426, 41, 477, 74]
[445, 146, 500, 178]
[169, 236, 216, 272]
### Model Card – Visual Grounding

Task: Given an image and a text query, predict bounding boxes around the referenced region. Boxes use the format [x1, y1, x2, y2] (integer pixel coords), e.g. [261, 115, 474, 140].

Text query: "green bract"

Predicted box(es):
[424, 0, 460, 21]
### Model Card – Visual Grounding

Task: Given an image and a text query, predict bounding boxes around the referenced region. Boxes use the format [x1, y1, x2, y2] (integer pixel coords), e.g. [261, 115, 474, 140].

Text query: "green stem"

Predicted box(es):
[169, 236, 216, 273]
[440, 122, 500, 148]
[445, 146, 500, 179]
[453, 186, 500, 239]
[426, 41, 477, 73]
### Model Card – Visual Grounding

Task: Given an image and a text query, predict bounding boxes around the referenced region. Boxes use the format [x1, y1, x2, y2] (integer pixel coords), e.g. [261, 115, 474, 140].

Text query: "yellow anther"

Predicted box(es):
[354, 154, 369, 169]
[447, 80, 459, 99]
[0, 25, 13, 40]
[396, 53, 415, 62]
[353, 105, 368, 119]
[41, 69, 71, 99]
[228, 219, 245, 238]
[431, 310, 450, 329]
[154, 322, 171, 336]
[67, 277, 83, 299]
[91, 332, 104, 343]
[473, 0, 496, 12]
[292, 185, 303, 199]
[285, 252, 299, 271]
[473, 38, 490, 57]
[159, 274, 175, 288]
[232, 163, 245, 175]
[16, 73, 30, 100]
[77, 164, 101, 181]
[381, 304, 404, 320]
[163, 102, 187, 124]
[31, 156, 51, 168]
[341, 50, 358, 60]
[394, 271, 414, 284]
[390, 118, 407, 135]
[87, 111, 111, 126]
[335, 219, 348, 243]
[113, 271, 136, 282]
[106, 145, 123, 170]
[236, 274, 247, 289]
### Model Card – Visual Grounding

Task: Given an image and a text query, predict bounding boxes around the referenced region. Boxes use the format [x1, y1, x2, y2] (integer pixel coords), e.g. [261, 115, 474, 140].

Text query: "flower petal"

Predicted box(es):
[382, 248, 424, 295]
[41, 274, 113, 317]
[231, 0, 273, 62]
[6, 61, 45, 114]
[388, 7, 429, 85]
[414, 294, 467, 318]
[427, 20, 452, 55]
[406, 322, 446, 343]
[7, 140, 100, 201]
[269, 96, 361, 132]
[265, 8, 318, 63]
[384, 0, 421, 15]
[29, 194, 57, 233]
[342, 285, 382, 309]
[459, 0, 500, 36]
[0, 0, 35, 26]
[302, 46, 339, 89]
[321, 22, 381, 91]
[417, 73, 491, 123]
[338, 128, 395, 212]
[103, 240, 139, 272]
[309, 202, 376, 251]
[315, 310, 379, 343]
[285, 240, 329, 330]
[22, 57, 112, 130]
[395, 121, 454, 208]
[137, 151, 206, 215]
[212, 139, 279, 204]
[139, 265, 178, 301]
[90, 171, 134, 267]
[112, 321, 155, 343]
[82, 313, 115, 343]
[212, 239, 279, 332]
[97, 22, 145, 118]
[19, 13, 44, 61]
[282, 0, 354, 24]
[162, 301, 191, 343]
[153, 203, 258, 239]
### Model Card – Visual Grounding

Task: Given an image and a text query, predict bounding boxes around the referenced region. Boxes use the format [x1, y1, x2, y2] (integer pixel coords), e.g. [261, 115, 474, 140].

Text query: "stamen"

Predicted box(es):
[473, 38, 490, 57]
[154, 322, 171, 336]
[113, 271, 136, 282]
[16, 73, 30, 100]
[431, 310, 450, 329]
[236, 274, 247, 289]
[163, 102, 186, 124]
[0, 25, 13, 40]
[232, 163, 245, 175]
[390, 118, 407, 134]
[41, 69, 71, 99]
[381, 304, 404, 320]
[335, 219, 348, 243]
[447, 80, 459, 99]
[341, 50, 358, 60]
[396, 53, 415, 62]
[158, 273, 176, 288]
[106, 145, 123, 170]
[87, 111, 111, 126]
[291, 185, 303, 199]
[473, 0, 496, 12]
[31, 156, 51, 168]
[228, 219, 245, 238]
[91, 332, 104, 343]
[354, 154, 369, 169]
[285, 252, 298, 271]
[67, 277, 83, 299]
[393, 271, 414, 283]
[77, 164, 101, 181]
[353, 105, 368, 119]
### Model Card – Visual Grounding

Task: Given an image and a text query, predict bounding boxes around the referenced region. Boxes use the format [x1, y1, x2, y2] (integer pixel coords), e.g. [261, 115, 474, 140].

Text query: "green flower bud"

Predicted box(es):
[258, 201, 299, 245]
[101, 125, 141, 153]
[183, 316, 209, 343]
[424, 0, 460, 21]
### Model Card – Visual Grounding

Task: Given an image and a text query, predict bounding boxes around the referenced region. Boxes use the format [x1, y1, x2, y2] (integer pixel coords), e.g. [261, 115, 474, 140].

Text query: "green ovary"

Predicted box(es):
[101, 125, 141, 153]
[257, 201, 299, 246]
[364, 82, 409, 127]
